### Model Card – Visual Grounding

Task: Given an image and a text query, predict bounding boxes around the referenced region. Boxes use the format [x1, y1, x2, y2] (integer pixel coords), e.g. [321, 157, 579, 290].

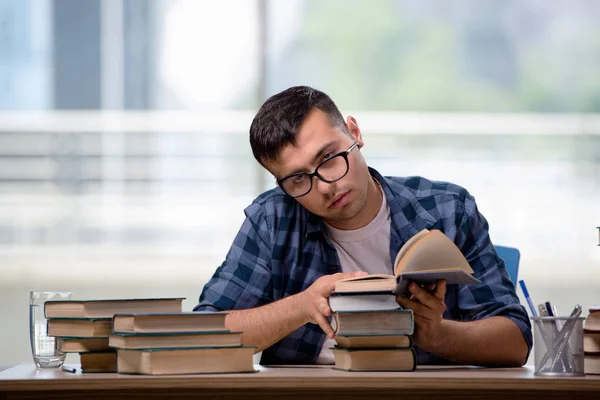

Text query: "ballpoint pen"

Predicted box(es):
[544, 301, 570, 371]
[518, 280, 537, 317]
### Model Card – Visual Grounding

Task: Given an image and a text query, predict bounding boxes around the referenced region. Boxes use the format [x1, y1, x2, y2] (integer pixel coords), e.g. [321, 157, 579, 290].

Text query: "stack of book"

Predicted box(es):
[45, 298, 256, 375]
[328, 229, 478, 372]
[330, 308, 415, 372]
[109, 312, 256, 375]
[584, 306, 600, 375]
[46, 298, 185, 373]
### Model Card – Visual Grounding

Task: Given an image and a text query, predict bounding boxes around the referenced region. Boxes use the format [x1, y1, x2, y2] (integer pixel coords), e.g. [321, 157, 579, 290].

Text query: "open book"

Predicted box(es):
[333, 229, 480, 296]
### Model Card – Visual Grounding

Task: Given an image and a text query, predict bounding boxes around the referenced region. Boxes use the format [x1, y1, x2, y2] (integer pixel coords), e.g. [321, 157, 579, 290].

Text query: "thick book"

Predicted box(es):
[329, 292, 399, 312]
[331, 348, 417, 372]
[584, 332, 600, 355]
[80, 351, 117, 373]
[585, 306, 600, 332]
[112, 312, 228, 333]
[57, 337, 110, 353]
[334, 334, 412, 349]
[333, 309, 413, 336]
[333, 229, 479, 296]
[109, 331, 242, 349]
[44, 298, 184, 319]
[117, 346, 257, 375]
[584, 355, 600, 375]
[47, 318, 112, 337]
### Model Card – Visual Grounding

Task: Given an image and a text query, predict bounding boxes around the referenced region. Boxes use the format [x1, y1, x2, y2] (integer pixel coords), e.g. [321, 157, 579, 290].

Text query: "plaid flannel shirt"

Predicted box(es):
[195, 168, 532, 365]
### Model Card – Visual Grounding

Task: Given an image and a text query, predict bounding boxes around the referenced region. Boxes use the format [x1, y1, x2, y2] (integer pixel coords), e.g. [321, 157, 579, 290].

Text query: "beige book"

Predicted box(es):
[80, 352, 117, 373]
[112, 312, 228, 334]
[109, 331, 242, 349]
[333, 309, 413, 336]
[334, 334, 412, 349]
[584, 332, 600, 354]
[585, 306, 600, 332]
[47, 318, 112, 337]
[332, 348, 416, 372]
[57, 337, 110, 353]
[584, 355, 600, 375]
[45, 298, 184, 319]
[117, 347, 256, 375]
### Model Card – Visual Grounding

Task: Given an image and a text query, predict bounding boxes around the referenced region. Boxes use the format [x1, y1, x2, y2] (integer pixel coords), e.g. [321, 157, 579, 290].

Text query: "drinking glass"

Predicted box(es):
[29, 291, 72, 368]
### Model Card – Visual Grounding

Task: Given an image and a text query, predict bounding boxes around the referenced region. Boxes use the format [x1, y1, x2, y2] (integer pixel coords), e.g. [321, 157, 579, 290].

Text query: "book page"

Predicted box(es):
[393, 229, 429, 275]
[394, 230, 473, 275]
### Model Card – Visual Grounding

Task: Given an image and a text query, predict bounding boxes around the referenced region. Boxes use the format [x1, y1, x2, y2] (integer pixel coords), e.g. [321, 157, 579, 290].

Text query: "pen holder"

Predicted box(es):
[532, 316, 585, 376]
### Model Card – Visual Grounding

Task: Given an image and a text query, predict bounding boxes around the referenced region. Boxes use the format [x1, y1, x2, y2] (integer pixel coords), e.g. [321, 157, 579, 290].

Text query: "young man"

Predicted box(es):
[195, 86, 531, 366]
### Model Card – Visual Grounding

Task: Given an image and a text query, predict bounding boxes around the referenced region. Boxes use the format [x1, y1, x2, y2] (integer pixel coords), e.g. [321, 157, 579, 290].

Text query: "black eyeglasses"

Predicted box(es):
[277, 142, 359, 198]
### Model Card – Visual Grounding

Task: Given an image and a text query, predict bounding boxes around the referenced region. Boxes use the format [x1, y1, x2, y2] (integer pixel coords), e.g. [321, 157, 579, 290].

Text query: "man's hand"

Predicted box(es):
[299, 271, 368, 339]
[396, 279, 447, 352]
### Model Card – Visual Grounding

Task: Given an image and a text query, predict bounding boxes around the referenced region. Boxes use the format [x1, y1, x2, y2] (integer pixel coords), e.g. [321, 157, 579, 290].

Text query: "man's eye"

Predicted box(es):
[322, 153, 333, 161]
[292, 175, 306, 184]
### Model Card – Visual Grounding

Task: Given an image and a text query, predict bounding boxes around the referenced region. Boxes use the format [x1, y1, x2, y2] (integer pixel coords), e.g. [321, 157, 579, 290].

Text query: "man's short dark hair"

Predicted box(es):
[249, 86, 347, 168]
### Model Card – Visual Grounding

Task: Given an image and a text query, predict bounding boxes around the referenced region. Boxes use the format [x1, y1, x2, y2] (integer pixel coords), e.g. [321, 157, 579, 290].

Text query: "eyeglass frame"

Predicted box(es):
[276, 141, 359, 198]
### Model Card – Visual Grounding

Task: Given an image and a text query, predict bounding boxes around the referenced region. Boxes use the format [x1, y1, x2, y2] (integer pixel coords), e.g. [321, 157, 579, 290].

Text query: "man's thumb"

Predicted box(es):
[339, 270, 368, 280]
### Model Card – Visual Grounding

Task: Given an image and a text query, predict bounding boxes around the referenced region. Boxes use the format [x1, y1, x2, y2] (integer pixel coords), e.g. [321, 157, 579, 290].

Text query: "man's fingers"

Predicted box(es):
[406, 282, 440, 309]
[315, 313, 335, 339]
[319, 298, 332, 317]
[423, 283, 436, 293]
[332, 271, 368, 290]
[396, 296, 434, 321]
[433, 280, 447, 300]
[334, 271, 368, 281]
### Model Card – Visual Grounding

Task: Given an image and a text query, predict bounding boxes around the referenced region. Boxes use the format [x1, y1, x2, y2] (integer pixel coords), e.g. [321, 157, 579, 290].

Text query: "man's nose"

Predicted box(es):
[314, 176, 336, 195]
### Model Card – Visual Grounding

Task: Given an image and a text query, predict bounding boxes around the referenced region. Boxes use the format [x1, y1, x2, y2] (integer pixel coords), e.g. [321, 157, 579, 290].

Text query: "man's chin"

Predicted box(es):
[322, 204, 362, 223]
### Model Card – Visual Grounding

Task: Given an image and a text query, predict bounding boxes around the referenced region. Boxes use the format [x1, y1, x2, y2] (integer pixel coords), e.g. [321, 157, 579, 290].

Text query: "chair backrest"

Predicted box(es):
[494, 245, 520, 286]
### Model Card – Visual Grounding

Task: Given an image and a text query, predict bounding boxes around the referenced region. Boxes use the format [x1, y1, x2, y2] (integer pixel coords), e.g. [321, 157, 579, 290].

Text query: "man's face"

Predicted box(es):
[266, 109, 373, 229]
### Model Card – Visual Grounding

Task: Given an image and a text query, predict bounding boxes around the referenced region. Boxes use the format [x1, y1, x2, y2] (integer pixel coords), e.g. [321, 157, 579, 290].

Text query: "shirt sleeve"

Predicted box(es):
[453, 191, 533, 356]
[194, 209, 274, 312]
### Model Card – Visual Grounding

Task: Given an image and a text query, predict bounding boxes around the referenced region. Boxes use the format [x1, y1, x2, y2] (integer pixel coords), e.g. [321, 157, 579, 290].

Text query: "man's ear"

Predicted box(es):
[346, 115, 364, 148]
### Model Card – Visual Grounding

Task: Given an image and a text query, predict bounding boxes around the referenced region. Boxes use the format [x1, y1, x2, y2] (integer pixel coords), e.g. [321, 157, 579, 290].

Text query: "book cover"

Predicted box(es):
[44, 298, 185, 319]
[334, 334, 412, 349]
[116, 346, 257, 375]
[331, 347, 417, 372]
[112, 312, 228, 333]
[109, 330, 242, 349]
[333, 309, 413, 336]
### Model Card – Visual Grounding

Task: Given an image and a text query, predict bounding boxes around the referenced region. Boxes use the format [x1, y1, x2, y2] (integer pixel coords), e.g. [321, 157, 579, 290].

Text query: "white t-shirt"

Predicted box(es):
[315, 184, 393, 364]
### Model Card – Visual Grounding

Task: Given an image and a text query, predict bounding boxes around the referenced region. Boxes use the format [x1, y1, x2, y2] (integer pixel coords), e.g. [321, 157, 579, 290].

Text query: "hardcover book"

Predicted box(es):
[112, 312, 228, 333]
[109, 330, 242, 349]
[44, 298, 184, 319]
[116, 346, 256, 375]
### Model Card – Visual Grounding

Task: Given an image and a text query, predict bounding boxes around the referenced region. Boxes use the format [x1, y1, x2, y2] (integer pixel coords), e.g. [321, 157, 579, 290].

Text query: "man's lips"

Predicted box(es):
[328, 191, 350, 208]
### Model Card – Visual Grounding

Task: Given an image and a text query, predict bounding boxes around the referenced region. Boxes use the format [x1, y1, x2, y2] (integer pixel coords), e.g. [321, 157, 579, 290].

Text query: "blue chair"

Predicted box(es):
[495, 245, 520, 286]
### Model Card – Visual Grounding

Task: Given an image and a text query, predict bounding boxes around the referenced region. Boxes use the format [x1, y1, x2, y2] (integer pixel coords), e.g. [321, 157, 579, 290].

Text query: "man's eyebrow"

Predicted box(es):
[311, 140, 337, 165]
[283, 140, 338, 177]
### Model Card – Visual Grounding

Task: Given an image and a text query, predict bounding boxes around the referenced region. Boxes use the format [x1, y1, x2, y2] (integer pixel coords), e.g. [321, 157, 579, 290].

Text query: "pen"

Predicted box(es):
[545, 301, 554, 317]
[61, 366, 76, 373]
[544, 301, 569, 371]
[518, 280, 538, 317]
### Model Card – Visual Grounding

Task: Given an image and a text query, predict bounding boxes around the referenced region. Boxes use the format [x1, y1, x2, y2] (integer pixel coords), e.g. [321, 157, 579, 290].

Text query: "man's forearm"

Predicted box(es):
[225, 293, 308, 353]
[428, 316, 529, 367]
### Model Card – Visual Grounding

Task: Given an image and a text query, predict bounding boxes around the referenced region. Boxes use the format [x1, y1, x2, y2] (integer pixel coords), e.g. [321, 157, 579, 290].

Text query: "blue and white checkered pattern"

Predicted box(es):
[195, 168, 532, 365]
